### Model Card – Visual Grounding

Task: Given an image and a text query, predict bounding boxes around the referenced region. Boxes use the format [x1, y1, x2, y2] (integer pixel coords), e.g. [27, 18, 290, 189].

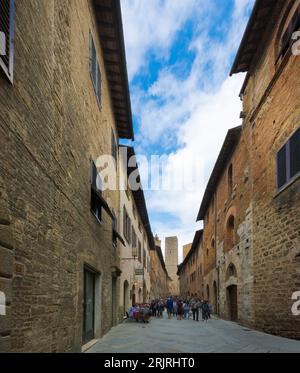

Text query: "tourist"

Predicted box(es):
[157, 299, 164, 318]
[191, 298, 200, 322]
[183, 301, 190, 320]
[177, 299, 183, 320]
[166, 296, 173, 319]
[172, 298, 178, 318]
[202, 300, 210, 322]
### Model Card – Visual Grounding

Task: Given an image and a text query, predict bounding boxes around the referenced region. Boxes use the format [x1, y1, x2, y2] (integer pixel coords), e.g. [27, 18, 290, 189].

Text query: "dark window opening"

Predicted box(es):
[89, 33, 101, 106]
[91, 160, 103, 223]
[111, 130, 118, 162]
[280, 4, 300, 58]
[277, 127, 300, 190]
[123, 206, 131, 244]
[0, 0, 14, 82]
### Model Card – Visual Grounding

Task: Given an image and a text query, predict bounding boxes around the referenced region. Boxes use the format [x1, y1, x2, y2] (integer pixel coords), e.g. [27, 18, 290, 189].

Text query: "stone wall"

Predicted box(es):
[195, 0, 300, 339]
[0, 0, 123, 352]
[149, 248, 169, 300]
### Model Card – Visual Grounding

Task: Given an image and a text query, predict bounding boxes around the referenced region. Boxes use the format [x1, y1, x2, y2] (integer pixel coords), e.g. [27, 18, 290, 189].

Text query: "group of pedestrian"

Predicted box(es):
[166, 296, 212, 322]
[150, 299, 165, 318]
[128, 296, 213, 323]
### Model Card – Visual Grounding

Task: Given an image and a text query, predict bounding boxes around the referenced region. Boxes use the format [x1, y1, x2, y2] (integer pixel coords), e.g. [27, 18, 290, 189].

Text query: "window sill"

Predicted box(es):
[274, 173, 300, 199]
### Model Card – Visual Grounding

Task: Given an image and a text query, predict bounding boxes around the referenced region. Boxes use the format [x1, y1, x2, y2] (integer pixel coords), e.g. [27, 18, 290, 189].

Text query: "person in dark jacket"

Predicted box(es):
[166, 297, 173, 319]
[202, 300, 210, 321]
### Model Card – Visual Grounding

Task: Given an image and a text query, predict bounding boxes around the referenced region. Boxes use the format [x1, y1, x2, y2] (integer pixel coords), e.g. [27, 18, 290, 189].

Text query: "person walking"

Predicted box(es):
[191, 299, 199, 322]
[158, 299, 164, 318]
[172, 298, 178, 319]
[202, 300, 210, 322]
[183, 301, 190, 320]
[166, 296, 173, 319]
[177, 299, 183, 320]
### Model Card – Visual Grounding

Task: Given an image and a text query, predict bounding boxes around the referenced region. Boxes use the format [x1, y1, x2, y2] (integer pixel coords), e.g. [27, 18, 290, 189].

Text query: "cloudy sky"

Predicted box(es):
[121, 0, 255, 262]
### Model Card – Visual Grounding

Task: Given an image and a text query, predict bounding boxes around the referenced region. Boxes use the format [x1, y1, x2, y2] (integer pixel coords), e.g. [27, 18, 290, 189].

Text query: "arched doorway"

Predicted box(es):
[138, 288, 142, 303]
[227, 285, 238, 321]
[213, 281, 217, 314]
[206, 285, 210, 301]
[123, 281, 129, 316]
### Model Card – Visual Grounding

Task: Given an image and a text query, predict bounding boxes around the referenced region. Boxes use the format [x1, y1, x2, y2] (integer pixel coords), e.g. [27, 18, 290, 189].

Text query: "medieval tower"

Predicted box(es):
[165, 236, 179, 295]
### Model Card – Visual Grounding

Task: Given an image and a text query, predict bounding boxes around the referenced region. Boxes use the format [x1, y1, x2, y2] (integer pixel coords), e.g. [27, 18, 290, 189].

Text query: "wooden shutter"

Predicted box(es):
[280, 4, 300, 57]
[91, 160, 98, 190]
[290, 128, 300, 178]
[123, 206, 126, 238]
[0, 0, 14, 82]
[277, 145, 287, 190]
[96, 62, 101, 103]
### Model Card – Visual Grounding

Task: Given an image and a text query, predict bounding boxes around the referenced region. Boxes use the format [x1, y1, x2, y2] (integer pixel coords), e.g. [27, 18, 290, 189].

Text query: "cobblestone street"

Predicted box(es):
[87, 315, 300, 353]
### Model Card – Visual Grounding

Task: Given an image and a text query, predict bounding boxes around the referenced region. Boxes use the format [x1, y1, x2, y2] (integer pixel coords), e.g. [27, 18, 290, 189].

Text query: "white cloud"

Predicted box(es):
[121, 0, 255, 264]
[121, 0, 208, 79]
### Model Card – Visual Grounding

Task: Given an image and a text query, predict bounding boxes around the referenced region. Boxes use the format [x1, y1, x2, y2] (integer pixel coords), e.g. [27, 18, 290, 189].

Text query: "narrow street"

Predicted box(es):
[87, 315, 300, 354]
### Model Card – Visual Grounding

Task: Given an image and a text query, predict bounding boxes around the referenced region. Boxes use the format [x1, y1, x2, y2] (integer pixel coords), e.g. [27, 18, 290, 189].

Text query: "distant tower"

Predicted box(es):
[165, 236, 179, 295]
[154, 234, 161, 248]
[183, 243, 192, 260]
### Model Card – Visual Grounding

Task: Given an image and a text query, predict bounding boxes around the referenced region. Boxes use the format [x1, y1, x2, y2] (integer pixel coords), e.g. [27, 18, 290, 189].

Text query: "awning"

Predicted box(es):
[92, 185, 115, 220]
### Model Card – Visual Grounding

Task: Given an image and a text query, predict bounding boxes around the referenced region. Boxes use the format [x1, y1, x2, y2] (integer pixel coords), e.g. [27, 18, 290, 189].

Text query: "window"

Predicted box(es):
[132, 205, 136, 220]
[0, 0, 14, 82]
[277, 128, 300, 190]
[132, 227, 137, 257]
[279, 2, 300, 59]
[123, 206, 131, 244]
[112, 211, 117, 247]
[225, 215, 235, 251]
[91, 160, 102, 222]
[143, 249, 146, 269]
[228, 163, 233, 197]
[138, 221, 142, 232]
[138, 241, 142, 263]
[89, 33, 101, 106]
[111, 130, 118, 161]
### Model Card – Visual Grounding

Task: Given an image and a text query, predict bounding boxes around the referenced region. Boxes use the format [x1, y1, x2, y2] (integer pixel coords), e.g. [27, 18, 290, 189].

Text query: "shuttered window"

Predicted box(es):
[290, 129, 300, 178]
[0, 0, 14, 82]
[91, 160, 102, 222]
[89, 33, 101, 106]
[277, 128, 300, 190]
[277, 145, 287, 190]
[123, 206, 132, 244]
[138, 241, 142, 263]
[111, 129, 117, 161]
[280, 4, 300, 57]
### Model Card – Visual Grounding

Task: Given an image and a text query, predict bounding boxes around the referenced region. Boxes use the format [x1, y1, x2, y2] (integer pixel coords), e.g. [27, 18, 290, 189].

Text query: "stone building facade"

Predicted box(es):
[193, 0, 300, 339]
[178, 231, 203, 299]
[165, 236, 179, 295]
[150, 236, 170, 300]
[0, 0, 134, 352]
[118, 146, 152, 314]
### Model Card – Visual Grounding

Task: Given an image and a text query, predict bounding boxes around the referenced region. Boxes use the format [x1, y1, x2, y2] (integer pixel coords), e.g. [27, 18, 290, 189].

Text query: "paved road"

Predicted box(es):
[87, 315, 300, 353]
